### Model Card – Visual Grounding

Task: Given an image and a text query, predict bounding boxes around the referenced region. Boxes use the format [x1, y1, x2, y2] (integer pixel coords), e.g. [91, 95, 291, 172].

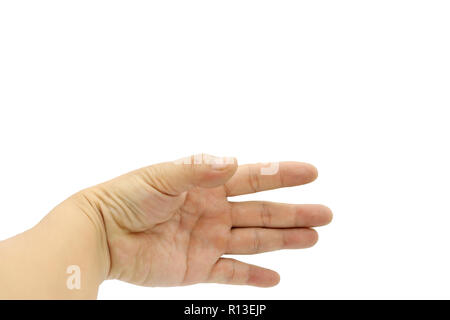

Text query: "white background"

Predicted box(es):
[1, 1, 449, 299]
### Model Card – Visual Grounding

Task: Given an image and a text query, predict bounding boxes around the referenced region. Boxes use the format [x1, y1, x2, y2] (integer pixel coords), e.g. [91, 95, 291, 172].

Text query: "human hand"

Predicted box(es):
[74, 154, 332, 288]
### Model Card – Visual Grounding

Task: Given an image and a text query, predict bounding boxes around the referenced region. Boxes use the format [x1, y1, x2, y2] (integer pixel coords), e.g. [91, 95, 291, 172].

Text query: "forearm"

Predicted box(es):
[0, 195, 109, 299]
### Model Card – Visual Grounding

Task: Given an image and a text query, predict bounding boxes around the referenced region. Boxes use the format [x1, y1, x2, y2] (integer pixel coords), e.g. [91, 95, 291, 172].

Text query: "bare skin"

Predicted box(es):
[0, 154, 332, 299]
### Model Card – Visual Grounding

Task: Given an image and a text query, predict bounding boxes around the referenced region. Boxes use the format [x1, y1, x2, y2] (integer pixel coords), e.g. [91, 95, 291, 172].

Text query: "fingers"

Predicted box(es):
[224, 162, 318, 197]
[226, 227, 318, 254]
[136, 154, 238, 195]
[208, 258, 280, 287]
[230, 202, 333, 228]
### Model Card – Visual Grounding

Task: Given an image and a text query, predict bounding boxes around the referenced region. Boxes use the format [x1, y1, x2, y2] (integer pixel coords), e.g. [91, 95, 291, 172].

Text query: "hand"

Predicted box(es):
[75, 154, 332, 287]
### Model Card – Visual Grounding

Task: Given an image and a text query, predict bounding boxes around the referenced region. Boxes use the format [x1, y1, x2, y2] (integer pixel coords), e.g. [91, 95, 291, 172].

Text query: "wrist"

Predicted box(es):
[64, 190, 111, 283]
[30, 191, 112, 297]
[0, 192, 110, 299]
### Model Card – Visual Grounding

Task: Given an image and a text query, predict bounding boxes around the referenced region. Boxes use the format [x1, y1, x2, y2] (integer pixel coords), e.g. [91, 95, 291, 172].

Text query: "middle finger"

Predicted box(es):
[230, 201, 333, 228]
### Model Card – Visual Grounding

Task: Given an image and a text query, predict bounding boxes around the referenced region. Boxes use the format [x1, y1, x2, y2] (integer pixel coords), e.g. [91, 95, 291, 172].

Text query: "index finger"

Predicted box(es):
[224, 162, 318, 197]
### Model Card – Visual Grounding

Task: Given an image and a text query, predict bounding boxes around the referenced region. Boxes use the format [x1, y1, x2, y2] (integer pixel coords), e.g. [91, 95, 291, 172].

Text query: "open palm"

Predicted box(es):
[82, 155, 332, 287]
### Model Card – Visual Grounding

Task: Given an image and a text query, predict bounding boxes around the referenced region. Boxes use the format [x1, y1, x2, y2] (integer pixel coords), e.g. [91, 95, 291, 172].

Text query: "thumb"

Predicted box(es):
[139, 154, 238, 196]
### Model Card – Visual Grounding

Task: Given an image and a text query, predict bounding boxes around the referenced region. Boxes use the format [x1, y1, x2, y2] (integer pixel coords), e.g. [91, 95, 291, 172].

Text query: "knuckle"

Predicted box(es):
[260, 202, 271, 227]
[253, 229, 262, 253]
[247, 166, 261, 193]
[226, 260, 237, 283]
